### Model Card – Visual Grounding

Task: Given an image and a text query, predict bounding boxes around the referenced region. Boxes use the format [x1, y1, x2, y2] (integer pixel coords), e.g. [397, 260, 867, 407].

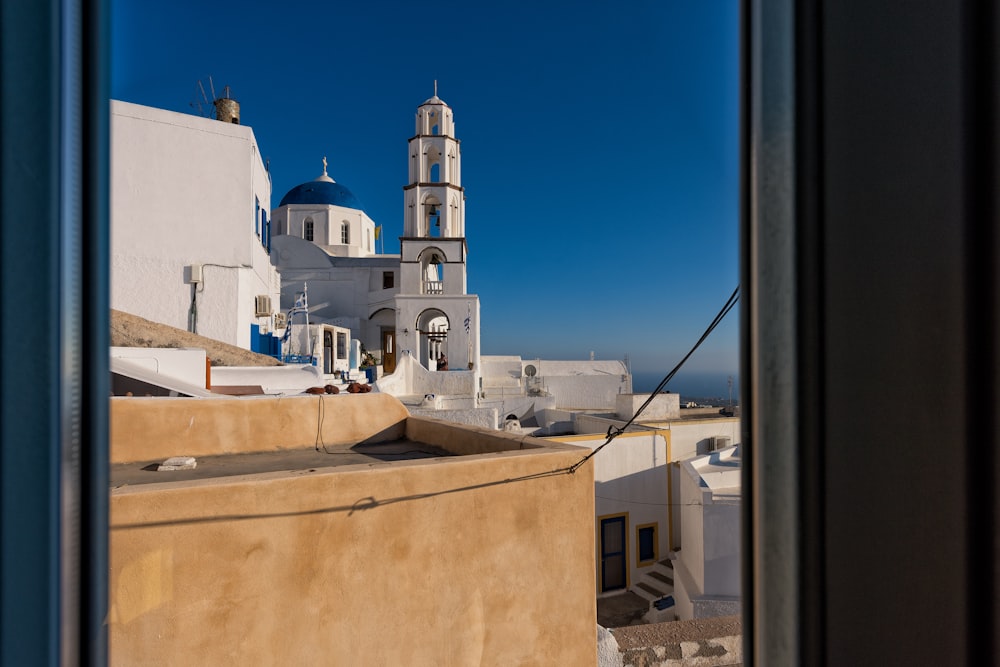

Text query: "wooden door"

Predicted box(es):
[382, 330, 396, 374]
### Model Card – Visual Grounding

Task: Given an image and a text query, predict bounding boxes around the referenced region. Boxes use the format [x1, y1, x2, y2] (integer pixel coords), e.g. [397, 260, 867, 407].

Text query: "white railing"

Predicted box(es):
[423, 281, 444, 295]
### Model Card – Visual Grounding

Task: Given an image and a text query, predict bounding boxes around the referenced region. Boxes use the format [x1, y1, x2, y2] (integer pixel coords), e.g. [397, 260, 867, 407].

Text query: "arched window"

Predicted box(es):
[341, 221, 350, 244]
[304, 217, 314, 242]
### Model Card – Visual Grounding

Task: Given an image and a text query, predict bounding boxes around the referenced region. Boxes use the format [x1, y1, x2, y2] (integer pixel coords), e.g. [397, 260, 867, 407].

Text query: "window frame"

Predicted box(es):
[636, 523, 658, 568]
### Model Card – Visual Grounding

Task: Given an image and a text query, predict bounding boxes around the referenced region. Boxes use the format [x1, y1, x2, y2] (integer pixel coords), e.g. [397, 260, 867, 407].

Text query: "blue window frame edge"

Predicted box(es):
[0, 0, 110, 663]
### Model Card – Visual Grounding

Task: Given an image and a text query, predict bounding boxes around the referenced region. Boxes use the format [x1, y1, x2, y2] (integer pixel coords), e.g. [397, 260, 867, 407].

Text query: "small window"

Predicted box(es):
[637, 524, 658, 566]
[255, 197, 261, 237]
[341, 221, 350, 244]
[383, 271, 395, 289]
[304, 218, 314, 242]
[336, 332, 347, 359]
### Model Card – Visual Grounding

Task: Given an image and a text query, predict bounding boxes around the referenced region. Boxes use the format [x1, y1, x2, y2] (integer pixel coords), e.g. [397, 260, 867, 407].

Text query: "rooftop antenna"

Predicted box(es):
[189, 79, 212, 117]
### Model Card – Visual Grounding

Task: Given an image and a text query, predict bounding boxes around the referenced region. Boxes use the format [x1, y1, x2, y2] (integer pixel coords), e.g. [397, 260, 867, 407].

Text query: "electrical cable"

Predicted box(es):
[569, 285, 740, 473]
[315, 394, 327, 452]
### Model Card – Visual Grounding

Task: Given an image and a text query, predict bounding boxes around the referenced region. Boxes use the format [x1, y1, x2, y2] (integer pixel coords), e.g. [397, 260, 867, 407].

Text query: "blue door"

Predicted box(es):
[600, 516, 627, 592]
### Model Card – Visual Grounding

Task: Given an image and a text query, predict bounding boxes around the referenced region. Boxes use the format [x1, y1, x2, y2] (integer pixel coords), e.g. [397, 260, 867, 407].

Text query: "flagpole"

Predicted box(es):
[304, 282, 311, 364]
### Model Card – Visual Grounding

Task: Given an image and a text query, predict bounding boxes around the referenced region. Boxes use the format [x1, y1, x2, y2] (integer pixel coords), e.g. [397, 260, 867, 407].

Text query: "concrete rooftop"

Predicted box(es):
[111, 440, 453, 487]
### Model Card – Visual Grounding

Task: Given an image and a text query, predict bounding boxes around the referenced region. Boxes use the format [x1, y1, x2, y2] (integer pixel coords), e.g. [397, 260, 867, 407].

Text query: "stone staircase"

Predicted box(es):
[631, 556, 677, 623]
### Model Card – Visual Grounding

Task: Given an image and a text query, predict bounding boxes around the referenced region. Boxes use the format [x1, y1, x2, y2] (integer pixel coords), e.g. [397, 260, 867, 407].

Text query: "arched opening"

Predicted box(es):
[422, 196, 442, 237]
[416, 308, 449, 371]
[424, 146, 442, 182]
[419, 248, 445, 294]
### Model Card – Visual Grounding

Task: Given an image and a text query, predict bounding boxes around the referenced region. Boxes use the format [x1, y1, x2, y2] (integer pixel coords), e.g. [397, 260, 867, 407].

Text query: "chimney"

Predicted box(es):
[213, 86, 240, 124]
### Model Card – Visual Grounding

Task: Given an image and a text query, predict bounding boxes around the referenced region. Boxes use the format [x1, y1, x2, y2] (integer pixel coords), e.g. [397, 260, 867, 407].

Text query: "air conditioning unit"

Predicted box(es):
[255, 295, 272, 317]
[273, 312, 287, 329]
[709, 436, 732, 452]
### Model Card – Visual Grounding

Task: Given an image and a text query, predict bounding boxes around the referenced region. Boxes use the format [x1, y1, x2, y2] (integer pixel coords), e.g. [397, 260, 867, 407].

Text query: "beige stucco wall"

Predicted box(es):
[110, 393, 411, 463]
[109, 395, 597, 665]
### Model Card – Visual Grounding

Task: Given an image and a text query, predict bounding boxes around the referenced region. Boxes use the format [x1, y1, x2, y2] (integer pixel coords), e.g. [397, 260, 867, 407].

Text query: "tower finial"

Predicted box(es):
[434, 79, 438, 97]
[322, 156, 328, 175]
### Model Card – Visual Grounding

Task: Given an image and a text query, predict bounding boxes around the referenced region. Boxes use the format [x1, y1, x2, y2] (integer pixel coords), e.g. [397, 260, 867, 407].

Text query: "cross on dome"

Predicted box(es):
[316, 156, 334, 183]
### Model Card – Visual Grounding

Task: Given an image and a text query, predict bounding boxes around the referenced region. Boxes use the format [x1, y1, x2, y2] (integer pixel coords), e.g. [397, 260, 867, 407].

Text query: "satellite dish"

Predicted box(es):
[524, 364, 537, 377]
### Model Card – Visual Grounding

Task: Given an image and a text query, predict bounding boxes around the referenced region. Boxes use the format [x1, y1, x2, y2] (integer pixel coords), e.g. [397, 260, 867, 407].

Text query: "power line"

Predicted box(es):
[569, 285, 740, 473]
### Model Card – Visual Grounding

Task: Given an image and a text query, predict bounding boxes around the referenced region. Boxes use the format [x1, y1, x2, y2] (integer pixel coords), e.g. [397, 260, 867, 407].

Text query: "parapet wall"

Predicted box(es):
[109, 394, 597, 666]
[110, 393, 410, 463]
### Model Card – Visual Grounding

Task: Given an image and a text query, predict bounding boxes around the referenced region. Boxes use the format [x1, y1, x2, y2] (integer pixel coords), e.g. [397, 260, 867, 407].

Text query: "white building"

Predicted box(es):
[547, 398, 740, 621]
[110, 100, 281, 350]
[672, 444, 742, 621]
[479, 357, 632, 411]
[271, 92, 481, 377]
[549, 429, 671, 598]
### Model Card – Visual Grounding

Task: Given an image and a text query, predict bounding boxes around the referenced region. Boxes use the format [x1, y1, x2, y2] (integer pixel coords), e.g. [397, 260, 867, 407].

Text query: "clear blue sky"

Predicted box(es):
[111, 1, 740, 388]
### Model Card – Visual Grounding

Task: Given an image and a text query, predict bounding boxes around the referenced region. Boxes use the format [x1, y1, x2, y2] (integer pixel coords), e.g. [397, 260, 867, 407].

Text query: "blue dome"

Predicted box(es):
[279, 179, 365, 210]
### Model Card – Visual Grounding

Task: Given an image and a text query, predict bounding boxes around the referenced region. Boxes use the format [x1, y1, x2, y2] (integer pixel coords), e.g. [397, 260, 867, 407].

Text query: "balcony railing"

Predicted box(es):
[423, 280, 444, 295]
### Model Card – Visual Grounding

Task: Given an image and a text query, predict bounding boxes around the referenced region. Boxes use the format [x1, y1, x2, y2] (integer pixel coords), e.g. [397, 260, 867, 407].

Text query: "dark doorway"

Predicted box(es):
[600, 515, 627, 592]
[323, 330, 333, 374]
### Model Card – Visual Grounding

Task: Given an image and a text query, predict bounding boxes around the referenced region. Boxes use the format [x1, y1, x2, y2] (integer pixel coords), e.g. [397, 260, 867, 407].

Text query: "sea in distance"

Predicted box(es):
[631, 370, 739, 406]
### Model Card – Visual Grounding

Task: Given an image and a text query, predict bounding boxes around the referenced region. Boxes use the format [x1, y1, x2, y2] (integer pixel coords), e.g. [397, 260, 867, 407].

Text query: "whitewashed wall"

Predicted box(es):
[110, 347, 207, 387]
[547, 431, 670, 596]
[271, 235, 400, 356]
[394, 294, 480, 373]
[276, 204, 378, 258]
[673, 446, 741, 621]
[111, 100, 279, 349]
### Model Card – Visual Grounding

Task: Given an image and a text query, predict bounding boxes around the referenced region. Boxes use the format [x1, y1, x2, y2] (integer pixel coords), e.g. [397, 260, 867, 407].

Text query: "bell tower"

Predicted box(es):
[395, 84, 479, 376]
[403, 81, 465, 238]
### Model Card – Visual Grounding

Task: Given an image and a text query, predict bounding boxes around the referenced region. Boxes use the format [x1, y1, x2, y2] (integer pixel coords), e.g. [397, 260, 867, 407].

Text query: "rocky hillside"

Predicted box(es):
[111, 309, 283, 367]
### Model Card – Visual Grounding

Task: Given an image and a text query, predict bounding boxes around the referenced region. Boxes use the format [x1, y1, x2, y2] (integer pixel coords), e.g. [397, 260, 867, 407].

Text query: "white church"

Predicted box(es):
[110, 88, 630, 415]
[270, 91, 481, 377]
